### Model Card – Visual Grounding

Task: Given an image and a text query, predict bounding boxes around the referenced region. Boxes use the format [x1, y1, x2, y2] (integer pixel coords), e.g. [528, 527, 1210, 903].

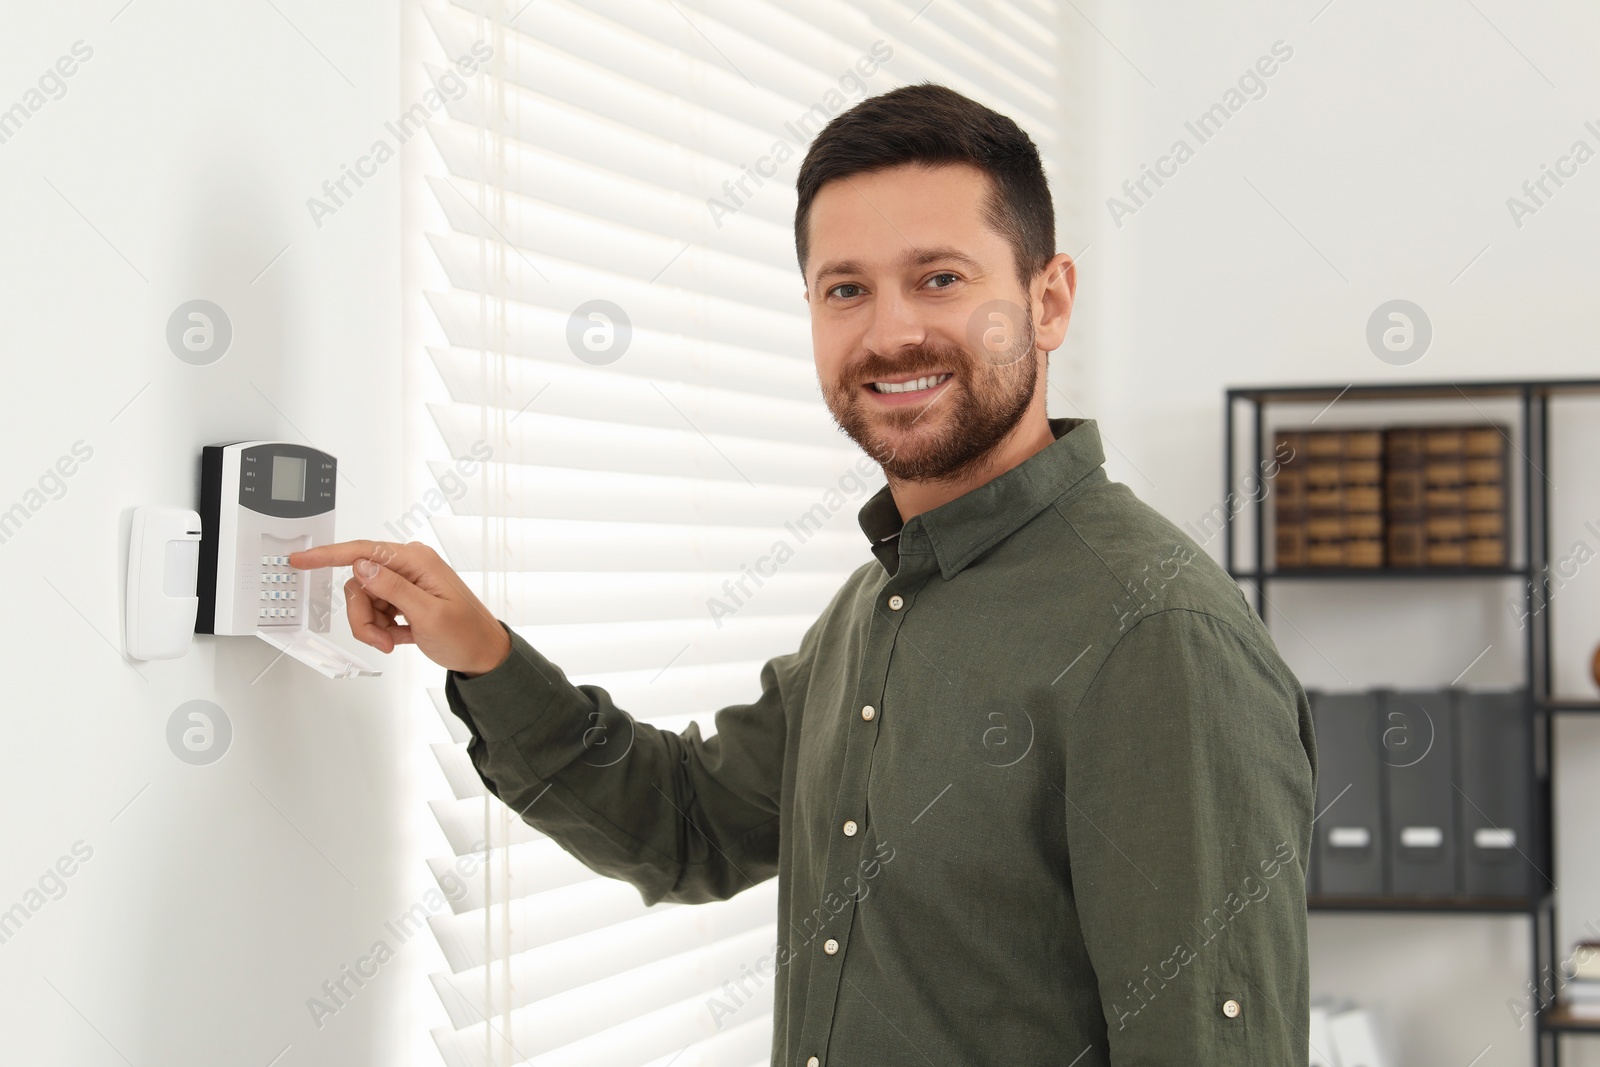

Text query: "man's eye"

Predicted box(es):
[828, 283, 864, 299]
[925, 272, 960, 289]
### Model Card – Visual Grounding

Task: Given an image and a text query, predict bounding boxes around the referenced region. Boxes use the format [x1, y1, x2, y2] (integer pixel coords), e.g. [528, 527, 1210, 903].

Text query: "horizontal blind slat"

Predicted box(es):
[430, 795, 544, 856]
[426, 402, 864, 489]
[428, 838, 600, 914]
[426, 176, 799, 312]
[434, 0, 858, 138]
[428, 657, 794, 743]
[423, 241, 814, 358]
[419, 461, 883, 529]
[418, 569, 847, 627]
[427, 125, 793, 271]
[423, 308, 814, 403]
[425, 346, 838, 449]
[497, 615, 816, 675]
[430, 884, 777, 1026]
[427, 516, 865, 573]
[432, 937, 779, 1066]
[434, 85, 795, 228]
[427, 877, 669, 972]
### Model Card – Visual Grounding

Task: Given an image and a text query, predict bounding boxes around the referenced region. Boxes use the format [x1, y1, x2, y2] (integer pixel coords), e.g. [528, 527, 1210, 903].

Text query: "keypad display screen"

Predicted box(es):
[270, 455, 306, 502]
[238, 444, 334, 518]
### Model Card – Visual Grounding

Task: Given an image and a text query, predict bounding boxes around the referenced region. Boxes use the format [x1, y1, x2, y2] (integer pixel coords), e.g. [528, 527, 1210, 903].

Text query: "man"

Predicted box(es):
[293, 83, 1317, 1065]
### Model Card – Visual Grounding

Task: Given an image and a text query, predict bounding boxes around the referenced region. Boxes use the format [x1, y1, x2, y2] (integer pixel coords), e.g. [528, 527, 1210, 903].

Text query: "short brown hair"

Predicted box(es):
[794, 83, 1056, 288]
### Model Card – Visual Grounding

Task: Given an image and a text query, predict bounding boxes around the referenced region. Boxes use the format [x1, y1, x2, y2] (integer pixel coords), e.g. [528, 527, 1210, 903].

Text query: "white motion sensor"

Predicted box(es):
[125, 506, 203, 660]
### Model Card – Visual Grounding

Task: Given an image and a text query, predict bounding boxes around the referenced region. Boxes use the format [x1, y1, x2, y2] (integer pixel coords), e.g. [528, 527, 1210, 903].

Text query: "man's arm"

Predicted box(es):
[444, 619, 812, 905]
[286, 539, 815, 907]
[1063, 607, 1316, 1064]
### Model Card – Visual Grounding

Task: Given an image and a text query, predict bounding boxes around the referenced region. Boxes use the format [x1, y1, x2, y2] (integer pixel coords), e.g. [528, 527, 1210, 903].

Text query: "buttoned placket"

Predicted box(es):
[792, 519, 934, 1066]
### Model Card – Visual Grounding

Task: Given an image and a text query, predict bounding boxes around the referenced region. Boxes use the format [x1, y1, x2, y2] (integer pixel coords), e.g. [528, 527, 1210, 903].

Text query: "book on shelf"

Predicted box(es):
[1273, 429, 1383, 569]
[1561, 995, 1600, 1018]
[1268, 421, 1510, 571]
[1463, 424, 1510, 566]
[1558, 949, 1600, 1017]
[1574, 940, 1600, 981]
[1273, 431, 1308, 567]
[1384, 424, 1508, 568]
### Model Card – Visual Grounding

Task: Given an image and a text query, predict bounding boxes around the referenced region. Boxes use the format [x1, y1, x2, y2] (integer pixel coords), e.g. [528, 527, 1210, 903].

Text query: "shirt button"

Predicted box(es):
[842, 820, 858, 837]
[807, 1058, 820, 1067]
[1222, 998, 1241, 1019]
[861, 704, 876, 721]
[824, 938, 839, 955]
[888, 594, 904, 610]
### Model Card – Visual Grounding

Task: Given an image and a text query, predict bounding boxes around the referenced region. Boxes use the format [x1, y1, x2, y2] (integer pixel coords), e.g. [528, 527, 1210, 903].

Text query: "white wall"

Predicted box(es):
[6, 3, 1597, 1065]
[1061, 2, 1600, 1064]
[0, 3, 449, 1065]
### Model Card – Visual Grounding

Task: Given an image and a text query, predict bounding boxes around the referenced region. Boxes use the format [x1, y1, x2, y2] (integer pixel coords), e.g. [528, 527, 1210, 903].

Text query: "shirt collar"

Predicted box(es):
[857, 417, 1107, 579]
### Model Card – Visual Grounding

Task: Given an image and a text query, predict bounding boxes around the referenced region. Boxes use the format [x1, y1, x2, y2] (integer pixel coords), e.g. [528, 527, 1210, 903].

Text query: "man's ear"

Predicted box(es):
[1033, 252, 1076, 353]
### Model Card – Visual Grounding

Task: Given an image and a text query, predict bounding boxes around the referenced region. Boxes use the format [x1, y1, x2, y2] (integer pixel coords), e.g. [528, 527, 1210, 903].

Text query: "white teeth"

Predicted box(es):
[871, 373, 951, 394]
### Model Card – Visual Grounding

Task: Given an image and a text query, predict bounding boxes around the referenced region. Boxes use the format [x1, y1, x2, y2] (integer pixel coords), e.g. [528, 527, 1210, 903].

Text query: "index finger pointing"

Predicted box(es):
[289, 540, 401, 570]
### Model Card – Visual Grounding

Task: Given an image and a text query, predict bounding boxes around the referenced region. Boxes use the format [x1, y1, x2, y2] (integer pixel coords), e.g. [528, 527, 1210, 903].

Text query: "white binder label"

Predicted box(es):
[1400, 826, 1444, 848]
[1474, 827, 1516, 849]
[1328, 826, 1371, 848]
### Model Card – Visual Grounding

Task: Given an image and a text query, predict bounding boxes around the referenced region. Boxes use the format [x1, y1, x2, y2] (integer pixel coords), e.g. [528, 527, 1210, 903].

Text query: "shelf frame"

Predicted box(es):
[1221, 377, 1600, 1067]
[1232, 566, 1529, 581]
[1543, 1006, 1600, 1034]
[1306, 893, 1546, 914]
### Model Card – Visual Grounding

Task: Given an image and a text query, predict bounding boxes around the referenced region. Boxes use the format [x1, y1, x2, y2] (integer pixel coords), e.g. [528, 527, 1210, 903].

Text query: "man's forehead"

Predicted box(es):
[805, 163, 1000, 282]
[809, 163, 991, 232]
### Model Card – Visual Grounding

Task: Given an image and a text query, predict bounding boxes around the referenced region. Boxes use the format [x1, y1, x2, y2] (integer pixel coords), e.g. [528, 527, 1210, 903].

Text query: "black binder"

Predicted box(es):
[1455, 689, 1539, 897]
[1382, 690, 1457, 896]
[1310, 691, 1384, 896]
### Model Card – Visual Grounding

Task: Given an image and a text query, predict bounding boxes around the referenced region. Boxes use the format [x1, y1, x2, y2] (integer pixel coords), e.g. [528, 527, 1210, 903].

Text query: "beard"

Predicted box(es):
[821, 307, 1039, 485]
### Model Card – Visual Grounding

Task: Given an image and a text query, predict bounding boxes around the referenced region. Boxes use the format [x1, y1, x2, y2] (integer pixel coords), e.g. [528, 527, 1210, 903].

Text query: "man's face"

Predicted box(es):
[804, 162, 1043, 484]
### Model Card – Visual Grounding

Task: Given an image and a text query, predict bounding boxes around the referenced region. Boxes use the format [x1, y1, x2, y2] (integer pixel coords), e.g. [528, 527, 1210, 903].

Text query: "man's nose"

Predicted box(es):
[859, 289, 928, 358]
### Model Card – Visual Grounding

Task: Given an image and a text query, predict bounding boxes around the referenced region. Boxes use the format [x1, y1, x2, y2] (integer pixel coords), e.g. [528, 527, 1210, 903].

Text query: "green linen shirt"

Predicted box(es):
[444, 416, 1318, 1066]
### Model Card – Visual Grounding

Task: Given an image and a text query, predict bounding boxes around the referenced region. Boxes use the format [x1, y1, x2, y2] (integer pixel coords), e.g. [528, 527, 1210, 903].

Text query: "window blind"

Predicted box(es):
[407, 2, 1068, 1064]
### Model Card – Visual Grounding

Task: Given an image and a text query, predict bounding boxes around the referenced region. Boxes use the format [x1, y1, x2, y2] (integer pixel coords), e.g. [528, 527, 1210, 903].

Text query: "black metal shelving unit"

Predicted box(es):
[1223, 378, 1600, 1067]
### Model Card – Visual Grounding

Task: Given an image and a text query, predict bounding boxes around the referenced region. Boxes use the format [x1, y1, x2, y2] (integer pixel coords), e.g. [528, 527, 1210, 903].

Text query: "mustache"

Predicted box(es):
[847, 343, 970, 386]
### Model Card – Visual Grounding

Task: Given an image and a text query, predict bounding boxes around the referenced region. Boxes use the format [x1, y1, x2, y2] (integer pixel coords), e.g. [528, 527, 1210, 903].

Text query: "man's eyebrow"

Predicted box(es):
[811, 247, 984, 288]
[905, 246, 982, 272]
[813, 259, 866, 285]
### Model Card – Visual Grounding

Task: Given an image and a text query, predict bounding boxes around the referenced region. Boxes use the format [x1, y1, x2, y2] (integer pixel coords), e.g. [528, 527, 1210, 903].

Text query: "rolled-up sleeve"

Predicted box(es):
[1062, 607, 1317, 1065]
[444, 619, 814, 906]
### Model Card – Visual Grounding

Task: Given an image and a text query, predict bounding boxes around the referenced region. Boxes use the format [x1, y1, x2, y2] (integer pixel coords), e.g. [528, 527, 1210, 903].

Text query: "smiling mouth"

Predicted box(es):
[866, 372, 953, 395]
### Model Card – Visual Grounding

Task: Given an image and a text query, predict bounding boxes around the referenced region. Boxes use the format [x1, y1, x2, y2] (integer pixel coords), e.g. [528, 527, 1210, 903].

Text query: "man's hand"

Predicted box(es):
[288, 540, 512, 676]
